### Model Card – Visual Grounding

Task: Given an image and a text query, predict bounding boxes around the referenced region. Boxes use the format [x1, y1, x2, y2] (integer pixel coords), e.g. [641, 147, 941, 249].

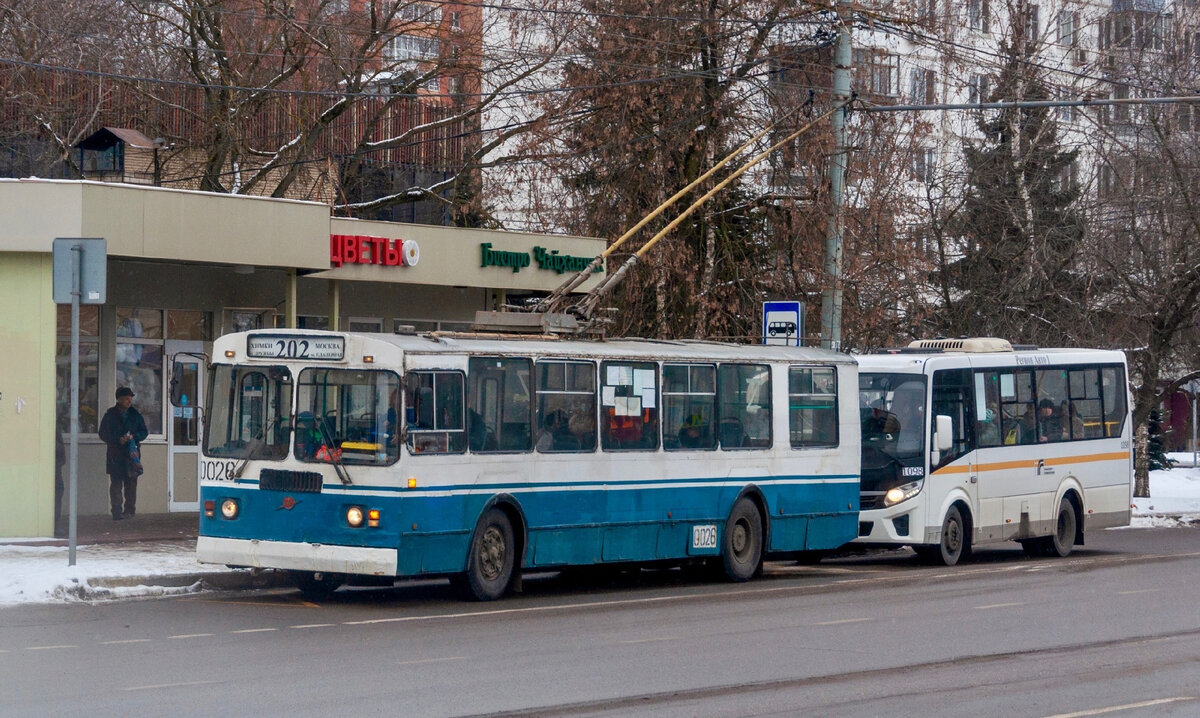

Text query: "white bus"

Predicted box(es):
[854, 338, 1132, 565]
[193, 330, 861, 599]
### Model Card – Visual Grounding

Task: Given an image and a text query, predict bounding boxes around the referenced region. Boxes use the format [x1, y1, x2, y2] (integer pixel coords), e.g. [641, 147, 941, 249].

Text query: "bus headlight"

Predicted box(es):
[220, 499, 240, 520]
[884, 481, 922, 507]
[346, 506, 365, 528]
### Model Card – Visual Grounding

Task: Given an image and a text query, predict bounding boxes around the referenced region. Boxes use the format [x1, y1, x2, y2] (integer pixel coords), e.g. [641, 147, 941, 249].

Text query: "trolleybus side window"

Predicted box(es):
[535, 360, 597, 453]
[600, 361, 659, 451]
[404, 371, 466, 454]
[204, 365, 292, 459]
[789, 366, 838, 448]
[662, 363, 717, 451]
[294, 368, 400, 465]
[718, 363, 772, 449]
[931, 368, 973, 468]
[468, 357, 532, 453]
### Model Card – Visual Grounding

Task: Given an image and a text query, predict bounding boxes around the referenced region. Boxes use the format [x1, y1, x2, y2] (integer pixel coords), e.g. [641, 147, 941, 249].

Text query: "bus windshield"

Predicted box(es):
[859, 373, 927, 490]
[294, 368, 400, 466]
[205, 365, 294, 460]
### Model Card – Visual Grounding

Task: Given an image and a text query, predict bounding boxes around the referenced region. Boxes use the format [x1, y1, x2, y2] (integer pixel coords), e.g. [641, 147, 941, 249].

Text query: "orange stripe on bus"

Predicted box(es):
[932, 451, 1130, 476]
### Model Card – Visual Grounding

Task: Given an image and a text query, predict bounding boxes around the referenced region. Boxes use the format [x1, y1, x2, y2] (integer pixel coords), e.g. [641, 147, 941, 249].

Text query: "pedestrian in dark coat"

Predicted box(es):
[97, 387, 148, 520]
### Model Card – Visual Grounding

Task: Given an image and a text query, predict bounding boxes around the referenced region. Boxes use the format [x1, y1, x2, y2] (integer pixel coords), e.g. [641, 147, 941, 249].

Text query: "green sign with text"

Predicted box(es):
[480, 243, 603, 274]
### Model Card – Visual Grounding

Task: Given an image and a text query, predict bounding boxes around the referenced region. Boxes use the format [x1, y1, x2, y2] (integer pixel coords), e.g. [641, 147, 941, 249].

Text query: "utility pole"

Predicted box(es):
[822, 0, 851, 351]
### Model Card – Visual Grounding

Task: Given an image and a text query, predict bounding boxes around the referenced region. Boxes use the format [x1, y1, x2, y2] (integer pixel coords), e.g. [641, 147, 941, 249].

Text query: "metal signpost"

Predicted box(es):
[52, 238, 107, 565]
[762, 301, 804, 347]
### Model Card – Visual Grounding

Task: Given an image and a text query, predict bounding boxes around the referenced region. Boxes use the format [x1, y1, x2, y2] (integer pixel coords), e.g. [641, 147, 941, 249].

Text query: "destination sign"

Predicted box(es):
[247, 334, 345, 361]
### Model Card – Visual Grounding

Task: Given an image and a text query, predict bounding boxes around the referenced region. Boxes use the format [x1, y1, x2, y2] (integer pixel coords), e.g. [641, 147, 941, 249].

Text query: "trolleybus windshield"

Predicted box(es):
[205, 365, 293, 460]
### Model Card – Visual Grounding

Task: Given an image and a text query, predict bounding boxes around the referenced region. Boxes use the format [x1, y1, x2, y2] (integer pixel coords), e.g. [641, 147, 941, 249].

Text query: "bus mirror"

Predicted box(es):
[934, 415, 954, 452]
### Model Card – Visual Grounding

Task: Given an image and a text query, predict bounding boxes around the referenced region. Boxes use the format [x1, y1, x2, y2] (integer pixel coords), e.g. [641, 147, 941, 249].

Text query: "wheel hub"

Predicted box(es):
[479, 526, 505, 580]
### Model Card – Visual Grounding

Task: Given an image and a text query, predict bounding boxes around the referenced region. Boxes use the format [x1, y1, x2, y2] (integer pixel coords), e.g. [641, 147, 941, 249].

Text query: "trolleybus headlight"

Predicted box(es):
[884, 481, 922, 507]
[220, 499, 240, 520]
[346, 506, 365, 528]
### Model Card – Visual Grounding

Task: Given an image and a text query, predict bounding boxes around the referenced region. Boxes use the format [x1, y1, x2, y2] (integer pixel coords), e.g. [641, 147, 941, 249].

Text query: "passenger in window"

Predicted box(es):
[976, 408, 1000, 446]
[863, 400, 901, 440]
[536, 409, 568, 452]
[678, 413, 709, 449]
[1064, 401, 1084, 440]
[1036, 399, 1063, 442]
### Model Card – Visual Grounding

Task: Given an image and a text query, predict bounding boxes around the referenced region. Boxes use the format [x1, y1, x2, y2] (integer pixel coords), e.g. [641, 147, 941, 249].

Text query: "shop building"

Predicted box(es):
[0, 179, 604, 537]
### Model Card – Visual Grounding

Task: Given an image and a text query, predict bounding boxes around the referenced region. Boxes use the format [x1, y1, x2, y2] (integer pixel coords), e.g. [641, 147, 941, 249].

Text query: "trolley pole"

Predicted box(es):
[822, 0, 851, 351]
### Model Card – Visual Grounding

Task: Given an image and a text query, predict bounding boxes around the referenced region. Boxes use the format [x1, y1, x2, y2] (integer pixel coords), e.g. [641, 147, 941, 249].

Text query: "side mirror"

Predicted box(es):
[934, 414, 954, 452]
[169, 362, 187, 407]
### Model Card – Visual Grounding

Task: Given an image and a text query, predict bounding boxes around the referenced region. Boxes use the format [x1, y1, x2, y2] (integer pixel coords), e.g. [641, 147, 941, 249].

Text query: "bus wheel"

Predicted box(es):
[461, 508, 515, 601]
[1048, 498, 1077, 558]
[921, 506, 967, 566]
[291, 571, 343, 601]
[1020, 539, 1044, 558]
[721, 497, 763, 582]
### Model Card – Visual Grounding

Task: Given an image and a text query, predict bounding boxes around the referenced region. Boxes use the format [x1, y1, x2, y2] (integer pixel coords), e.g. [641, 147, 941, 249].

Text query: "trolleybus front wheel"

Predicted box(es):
[459, 507, 515, 601]
[290, 570, 343, 601]
[721, 497, 763, 582]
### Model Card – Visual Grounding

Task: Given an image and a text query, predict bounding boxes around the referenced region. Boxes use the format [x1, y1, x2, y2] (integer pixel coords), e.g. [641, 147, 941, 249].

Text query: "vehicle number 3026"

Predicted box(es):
[692, 524, 718, 549]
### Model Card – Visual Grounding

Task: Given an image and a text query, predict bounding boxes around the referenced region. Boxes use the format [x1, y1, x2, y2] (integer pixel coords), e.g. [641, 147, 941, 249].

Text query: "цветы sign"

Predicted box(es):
[330, 234, 420, 268]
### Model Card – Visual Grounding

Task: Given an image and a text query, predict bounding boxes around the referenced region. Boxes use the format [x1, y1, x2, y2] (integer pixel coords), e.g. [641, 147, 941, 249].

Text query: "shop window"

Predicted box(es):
[535, 360, 597, 452]
[297, 315, 328, 330]
[601, 361, 659, 451]
[662, 364, 717, 451]
[348, 317, 383, 333]
[55, 305, 101, 433]
[167, 310, 212, 341]
[116, 307, 165, 435]
[227, 308, 274, 333]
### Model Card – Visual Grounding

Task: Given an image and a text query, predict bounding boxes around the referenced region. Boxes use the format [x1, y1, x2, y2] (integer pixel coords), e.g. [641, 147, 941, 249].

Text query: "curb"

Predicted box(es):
[89, 569, 295, 592]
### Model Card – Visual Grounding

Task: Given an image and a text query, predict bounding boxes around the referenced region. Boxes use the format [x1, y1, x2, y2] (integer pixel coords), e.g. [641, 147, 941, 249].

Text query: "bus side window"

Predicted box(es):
[1102, 366, 1128, 437]
[535, 360, 597, 453]
[931, 368, 973, 467]
[789, 365, 838, 448]
[403, 371, 466, 454]
[662, 364, 717, 451]
[718, 363, 771, 450]
[973, 371, 1002, 447]
[468, 357, 531, 453]
[600, 361, 659, 451]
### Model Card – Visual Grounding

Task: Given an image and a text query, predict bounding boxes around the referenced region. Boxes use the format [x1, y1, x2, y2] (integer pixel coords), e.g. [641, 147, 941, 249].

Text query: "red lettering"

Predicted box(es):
[383, 240, 402, 266]
[370, 237, 386, 265]
[330, 236, 343, 267]
[341, 235, 357, 264]
[356, 235, 369, 264]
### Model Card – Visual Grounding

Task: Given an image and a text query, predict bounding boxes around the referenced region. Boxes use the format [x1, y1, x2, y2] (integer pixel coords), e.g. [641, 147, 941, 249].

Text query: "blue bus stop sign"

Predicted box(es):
[762, 301, 803, 346]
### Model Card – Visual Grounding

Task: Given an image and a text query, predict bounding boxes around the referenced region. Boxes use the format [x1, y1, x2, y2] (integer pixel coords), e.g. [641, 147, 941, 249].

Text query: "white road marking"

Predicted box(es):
[975, 602, 1026, 610]
[99, 639, 152, 645]
[618, 637, 681, 645]
[1116, 589, 1160, 596]
[167, 633, 214, 640]
[123, 680, 217, 692]
[815, 618, 873, 626]
[1041, 696, 1196, 718]
[25, 645, 77, 651]
[396, 656, 467, 666]
[230, 628, 278, 634]
[290, 623, 335, 629]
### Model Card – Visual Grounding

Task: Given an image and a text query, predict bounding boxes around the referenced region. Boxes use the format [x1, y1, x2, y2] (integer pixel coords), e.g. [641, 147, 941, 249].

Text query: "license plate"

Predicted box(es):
[692, 524, 718, 549]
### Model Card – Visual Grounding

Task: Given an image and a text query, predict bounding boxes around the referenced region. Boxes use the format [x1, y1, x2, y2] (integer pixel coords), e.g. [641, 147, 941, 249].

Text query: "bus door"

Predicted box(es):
[930, 369, 978, 534]
[167, 341, 205, 512]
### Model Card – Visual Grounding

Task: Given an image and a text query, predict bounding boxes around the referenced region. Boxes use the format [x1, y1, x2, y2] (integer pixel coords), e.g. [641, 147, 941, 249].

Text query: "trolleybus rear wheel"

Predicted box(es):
[461, 508, 515, 601]
[721, 497, 763, 582]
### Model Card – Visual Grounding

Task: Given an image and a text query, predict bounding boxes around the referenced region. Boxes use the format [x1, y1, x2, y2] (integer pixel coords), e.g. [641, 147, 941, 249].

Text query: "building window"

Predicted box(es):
[912, 147, 936, 184]
[909, 67, 936, 103]
[400, 2, 442, 24]
[968, 0, 989, 31]
[967, 73, 990, 104]
[387, 34, 441, 62]
[855, 50, 899, 97]
[55, 305, 101, 433]
[348, 317, 383, 333]
[1057, 10, 1078, 45]
[1025, 4, 1040, 41]
[116, 307, 165, 435]
[450, 10, 462, 30]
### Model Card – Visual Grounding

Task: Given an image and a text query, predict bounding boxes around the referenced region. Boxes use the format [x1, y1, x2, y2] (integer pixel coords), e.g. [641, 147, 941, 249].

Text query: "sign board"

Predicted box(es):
[763, 301, 804, 346]
[247, 334, 346, 361]
[52, 238, 107, 304]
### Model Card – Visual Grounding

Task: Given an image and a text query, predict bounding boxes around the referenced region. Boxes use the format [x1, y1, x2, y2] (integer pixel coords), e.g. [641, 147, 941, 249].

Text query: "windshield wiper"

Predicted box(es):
[315, 415, 352, 485]
[232, 416, 284, 479]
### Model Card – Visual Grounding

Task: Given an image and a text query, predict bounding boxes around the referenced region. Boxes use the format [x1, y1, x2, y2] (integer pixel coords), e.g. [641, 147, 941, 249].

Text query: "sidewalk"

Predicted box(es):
[0, 513, 289, 607]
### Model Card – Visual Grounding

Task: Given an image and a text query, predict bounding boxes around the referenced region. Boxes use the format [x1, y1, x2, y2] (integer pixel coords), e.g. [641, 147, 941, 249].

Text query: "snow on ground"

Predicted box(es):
[0, 541, 223, 607]
[2, 461, 1199, 608]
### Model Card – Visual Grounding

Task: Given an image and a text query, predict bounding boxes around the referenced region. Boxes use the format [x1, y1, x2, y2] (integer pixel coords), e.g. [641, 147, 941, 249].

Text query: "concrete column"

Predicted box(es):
[285, 269, 298, 329]
[328, 279, 340, 331]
